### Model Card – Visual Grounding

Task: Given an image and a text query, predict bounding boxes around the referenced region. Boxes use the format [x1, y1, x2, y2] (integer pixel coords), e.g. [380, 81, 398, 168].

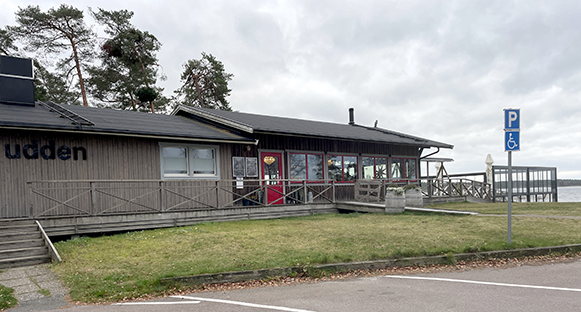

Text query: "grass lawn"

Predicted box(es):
[426, 201, 581, 216]
[0, 283, 17, 311]
[52, 203, 581, 303]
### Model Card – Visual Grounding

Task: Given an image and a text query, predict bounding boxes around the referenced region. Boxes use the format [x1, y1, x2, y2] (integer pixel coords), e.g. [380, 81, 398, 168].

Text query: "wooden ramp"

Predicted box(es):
[336, 201, 387, 213]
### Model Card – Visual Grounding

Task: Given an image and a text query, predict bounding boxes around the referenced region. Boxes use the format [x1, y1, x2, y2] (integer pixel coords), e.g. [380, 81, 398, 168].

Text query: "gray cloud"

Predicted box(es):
[1, 0, 579, 178]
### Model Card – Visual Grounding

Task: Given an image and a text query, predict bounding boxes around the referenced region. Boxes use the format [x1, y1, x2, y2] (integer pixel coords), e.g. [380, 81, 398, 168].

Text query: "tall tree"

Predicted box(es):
[0, 28, 18, 55]
[9, 4, 95, 106]
[34, 60, 80, 104]
[87, 8, 166, 113]
[176, 52, 233, 111]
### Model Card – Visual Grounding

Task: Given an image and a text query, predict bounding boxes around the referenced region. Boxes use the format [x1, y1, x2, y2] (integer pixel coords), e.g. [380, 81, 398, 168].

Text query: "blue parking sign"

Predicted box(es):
[504, 109, 520, 130]
[505, 131, 520, 152]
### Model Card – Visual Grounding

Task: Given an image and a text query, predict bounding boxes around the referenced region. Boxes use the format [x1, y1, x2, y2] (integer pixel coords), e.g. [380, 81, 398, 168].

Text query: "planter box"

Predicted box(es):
[384, 189, 405, 214]
[405, 188, 423, 208]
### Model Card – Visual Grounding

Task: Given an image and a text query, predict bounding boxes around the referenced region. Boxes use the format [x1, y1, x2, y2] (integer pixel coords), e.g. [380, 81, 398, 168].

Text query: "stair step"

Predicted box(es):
[0, 239, 45, 251]
[0, 247, 49, 261]
[0, 232, 42, 242]
[0, 224, 38, 234]
[0, 220, 36, 228]
[0, 255, 52, 270]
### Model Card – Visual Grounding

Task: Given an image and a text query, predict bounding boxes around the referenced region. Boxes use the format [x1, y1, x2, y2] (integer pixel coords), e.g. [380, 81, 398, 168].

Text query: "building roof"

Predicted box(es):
[173, 105, 454, 149]
[0, 101, 255, 144]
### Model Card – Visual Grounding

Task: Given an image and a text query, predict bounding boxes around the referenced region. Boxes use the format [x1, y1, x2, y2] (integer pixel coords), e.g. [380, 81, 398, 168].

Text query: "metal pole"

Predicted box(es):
[508, 151, 512, 245]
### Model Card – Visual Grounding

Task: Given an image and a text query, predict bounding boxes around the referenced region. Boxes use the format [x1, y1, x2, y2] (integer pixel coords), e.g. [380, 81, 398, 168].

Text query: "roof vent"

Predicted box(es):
[0, 55, 35, 106]
[348, 108, 355, 125]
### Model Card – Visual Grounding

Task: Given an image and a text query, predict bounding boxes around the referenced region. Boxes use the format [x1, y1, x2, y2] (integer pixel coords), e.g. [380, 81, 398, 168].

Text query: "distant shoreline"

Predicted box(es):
[558, 179, 581, 187]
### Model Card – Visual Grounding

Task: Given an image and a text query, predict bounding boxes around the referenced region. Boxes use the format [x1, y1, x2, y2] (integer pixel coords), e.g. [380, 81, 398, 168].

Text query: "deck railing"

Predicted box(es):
[421, 177, 493, 201]
[25, 174, 493, 219]
[26, 179, 353, 218]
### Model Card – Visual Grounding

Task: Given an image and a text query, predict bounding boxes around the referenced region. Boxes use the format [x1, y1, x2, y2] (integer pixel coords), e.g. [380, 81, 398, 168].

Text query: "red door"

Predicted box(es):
[261, 152, 284, 205]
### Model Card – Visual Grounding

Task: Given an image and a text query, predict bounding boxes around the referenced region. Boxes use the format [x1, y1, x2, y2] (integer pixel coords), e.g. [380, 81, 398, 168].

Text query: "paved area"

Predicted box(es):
[0, 264, 68, 311]
[30, 257, 581, 312]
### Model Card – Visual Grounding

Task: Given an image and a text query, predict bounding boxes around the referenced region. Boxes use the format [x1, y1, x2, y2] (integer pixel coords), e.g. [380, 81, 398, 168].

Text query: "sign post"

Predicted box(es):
[504, 108, 520, 245]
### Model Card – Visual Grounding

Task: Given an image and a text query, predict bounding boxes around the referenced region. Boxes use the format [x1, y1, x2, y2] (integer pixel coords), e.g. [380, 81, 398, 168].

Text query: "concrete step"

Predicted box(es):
[0, 239, 45, 251]
[0, 255, 52, 270]
[0, 246, 49, 261]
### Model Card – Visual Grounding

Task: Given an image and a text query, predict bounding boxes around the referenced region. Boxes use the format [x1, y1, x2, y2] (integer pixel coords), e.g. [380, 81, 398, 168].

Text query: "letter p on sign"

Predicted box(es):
[504, 109, 520, 130]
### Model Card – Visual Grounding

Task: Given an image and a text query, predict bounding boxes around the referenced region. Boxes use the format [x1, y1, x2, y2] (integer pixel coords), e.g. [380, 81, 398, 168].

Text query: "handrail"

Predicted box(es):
[36, 221, 62, 263]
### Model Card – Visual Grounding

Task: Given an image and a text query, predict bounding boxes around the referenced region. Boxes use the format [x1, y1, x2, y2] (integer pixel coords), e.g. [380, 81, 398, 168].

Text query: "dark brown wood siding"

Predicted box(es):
[251, 133, 418, 157]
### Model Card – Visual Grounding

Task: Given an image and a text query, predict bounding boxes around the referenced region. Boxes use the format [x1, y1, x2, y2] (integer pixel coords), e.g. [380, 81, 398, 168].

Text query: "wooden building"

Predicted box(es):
[0, 55, 453, 236]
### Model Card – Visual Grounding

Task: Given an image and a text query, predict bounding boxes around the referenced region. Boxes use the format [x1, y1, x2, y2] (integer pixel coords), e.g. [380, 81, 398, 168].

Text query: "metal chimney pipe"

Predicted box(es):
[348, 108, 354, 125]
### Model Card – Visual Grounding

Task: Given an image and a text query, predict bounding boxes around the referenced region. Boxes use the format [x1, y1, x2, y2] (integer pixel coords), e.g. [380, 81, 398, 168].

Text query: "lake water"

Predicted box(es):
[558, 186, 581, 202]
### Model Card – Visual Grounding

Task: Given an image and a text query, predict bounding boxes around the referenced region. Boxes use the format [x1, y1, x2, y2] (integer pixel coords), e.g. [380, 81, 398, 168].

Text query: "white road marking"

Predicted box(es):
[113, 301, 201, 305]
[171, 295, 316, 312]
[385, 275, 581, 292]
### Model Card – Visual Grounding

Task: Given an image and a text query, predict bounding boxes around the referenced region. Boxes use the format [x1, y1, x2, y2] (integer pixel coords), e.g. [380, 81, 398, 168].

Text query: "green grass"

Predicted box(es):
[51, 203, 581, 303]
[0, 284, 17, 310]
[426, 201, 581, 216]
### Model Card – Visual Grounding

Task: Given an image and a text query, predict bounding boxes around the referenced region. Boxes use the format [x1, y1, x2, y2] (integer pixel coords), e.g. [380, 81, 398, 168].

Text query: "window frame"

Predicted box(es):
[288, 151, 325, 182]
[390, 156, 418, 182]
[327, 153, 358, 183]
[160, 143, 220, 179]
[361, 155, 388, 180]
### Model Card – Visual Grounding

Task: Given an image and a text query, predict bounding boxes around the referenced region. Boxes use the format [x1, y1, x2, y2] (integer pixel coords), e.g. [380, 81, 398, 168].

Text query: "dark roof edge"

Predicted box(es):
[172, 105, 254, 134]
[356, 124, 454, 149]
[0, 125, 256, 145]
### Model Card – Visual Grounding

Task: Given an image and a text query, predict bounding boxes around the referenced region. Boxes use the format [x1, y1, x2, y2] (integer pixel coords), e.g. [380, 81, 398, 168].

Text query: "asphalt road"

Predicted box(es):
[40, 259, 581, 312]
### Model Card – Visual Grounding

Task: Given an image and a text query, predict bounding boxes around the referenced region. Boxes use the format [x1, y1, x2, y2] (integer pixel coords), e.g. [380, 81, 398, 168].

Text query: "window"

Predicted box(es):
[290, 153, 324, 181]
[327, 155, 357, 182]
[391, 157, 417, 181]
[163, 147, 188, 175]
[362, 156, 388, 179]
[160, 144, 219, 179]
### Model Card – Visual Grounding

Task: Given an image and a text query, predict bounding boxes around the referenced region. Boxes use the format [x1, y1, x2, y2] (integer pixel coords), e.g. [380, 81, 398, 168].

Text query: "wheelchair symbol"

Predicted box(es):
[507, 133, 518, 150]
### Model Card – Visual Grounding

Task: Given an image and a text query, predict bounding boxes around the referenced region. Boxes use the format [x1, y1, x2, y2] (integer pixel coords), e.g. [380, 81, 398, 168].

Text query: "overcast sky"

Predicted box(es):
[2, 0, 580, 179]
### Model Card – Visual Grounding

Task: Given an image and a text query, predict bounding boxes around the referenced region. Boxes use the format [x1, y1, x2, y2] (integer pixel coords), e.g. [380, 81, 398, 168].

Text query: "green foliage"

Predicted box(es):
[0, 284, 17, 310]
[87, 8, 167, 113]
[9, 4, 95, 106]
[34, 60, 80, 104]
[135, 87, 158, 103]
[386, 187, 404, 196]
[0, 28, 18, 55]
[176, 52, 233, 111]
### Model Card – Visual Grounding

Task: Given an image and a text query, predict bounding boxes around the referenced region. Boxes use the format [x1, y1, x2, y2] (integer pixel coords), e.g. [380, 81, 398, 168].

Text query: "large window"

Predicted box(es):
[391, 157, 417, 181]
[327, 155, 357, 182]
[362, 156, 388, 179]
[290, 153, 324, 181]
[160, 144, 219, 179]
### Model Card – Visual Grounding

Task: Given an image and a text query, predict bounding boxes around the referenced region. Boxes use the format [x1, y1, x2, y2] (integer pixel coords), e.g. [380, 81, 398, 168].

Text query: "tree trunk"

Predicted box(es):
[70, 37, 89, 106]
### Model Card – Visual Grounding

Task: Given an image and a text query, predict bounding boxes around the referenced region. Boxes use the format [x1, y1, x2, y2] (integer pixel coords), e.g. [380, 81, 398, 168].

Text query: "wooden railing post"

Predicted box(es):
[90, 181, 96, 216]
[264, 181, 268, 205]
[302, 180, 307, 203]
[159, 181, 165, 212]
[332, 181, 336, 203]
[215, 181, 220, 208]
[27, 182, 33, 219]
